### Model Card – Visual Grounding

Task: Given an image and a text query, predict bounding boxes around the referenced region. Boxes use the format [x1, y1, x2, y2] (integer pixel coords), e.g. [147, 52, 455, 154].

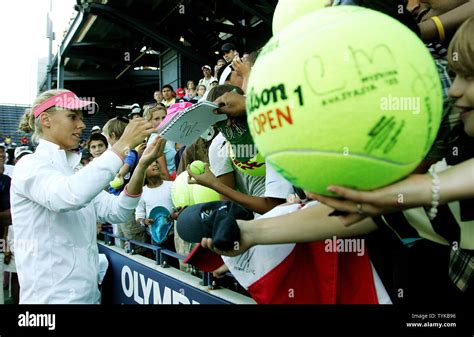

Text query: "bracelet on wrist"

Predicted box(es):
[427, 166, 440, 220]
[431, 16, 445, 43]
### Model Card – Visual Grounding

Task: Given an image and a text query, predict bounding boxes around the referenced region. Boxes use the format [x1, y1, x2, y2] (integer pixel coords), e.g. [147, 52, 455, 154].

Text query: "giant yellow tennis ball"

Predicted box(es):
[272, 0, 327, 35]
[189, 160, 206, 175]
[247, 7, 442, 196]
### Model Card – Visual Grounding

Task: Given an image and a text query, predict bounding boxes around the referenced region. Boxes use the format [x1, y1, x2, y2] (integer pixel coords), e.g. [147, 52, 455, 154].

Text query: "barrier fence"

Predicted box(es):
[98, 232, 254, 304]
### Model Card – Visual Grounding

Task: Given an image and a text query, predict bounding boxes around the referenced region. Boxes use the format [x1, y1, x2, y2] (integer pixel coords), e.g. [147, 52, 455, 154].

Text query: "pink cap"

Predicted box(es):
[158, 101, 193, 129]
[33, 90, 98, 118]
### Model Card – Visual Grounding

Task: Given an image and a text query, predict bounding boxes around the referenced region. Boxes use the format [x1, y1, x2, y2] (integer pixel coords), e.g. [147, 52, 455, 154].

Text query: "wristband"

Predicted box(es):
[427, 166, 440, 220]
[431, 16, 445, 43]
[124, 184, 142, 198]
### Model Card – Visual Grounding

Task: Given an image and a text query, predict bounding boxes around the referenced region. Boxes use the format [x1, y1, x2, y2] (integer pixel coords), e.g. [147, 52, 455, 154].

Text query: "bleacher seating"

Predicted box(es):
[0, 105, 28, 145]
[0, 104, 115, 145]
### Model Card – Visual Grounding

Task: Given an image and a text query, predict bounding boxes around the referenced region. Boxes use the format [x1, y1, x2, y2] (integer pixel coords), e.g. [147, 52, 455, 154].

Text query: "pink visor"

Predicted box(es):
[33, 91, 98, 118]
[157, 101, 194, 129]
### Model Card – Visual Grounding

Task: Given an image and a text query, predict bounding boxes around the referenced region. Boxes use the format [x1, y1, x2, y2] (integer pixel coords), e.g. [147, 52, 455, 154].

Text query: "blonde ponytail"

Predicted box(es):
[20, 89, 70, 141]
[19, 108, 35, 133]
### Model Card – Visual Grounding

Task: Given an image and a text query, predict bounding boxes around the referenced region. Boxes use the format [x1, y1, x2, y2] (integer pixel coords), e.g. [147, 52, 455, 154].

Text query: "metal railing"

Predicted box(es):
[100, 231, 246, 295]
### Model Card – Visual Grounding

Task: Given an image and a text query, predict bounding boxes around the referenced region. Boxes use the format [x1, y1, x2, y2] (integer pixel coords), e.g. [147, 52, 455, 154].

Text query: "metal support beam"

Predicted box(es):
[59, 8, 85, 57]
[55, 69, 160, 82]
[83, 2, 210, 66]
[181, 14, 253, 36]
[40, 6, 87, 90]
[56, 52, 64, 89]
[232, 0, 272, 27]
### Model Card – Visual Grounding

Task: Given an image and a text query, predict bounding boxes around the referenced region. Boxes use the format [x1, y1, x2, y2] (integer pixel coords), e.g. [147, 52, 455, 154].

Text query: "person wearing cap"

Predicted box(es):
[198, 65, 217, 91]
[221, 42, 238, 63]
[11, 89, 166, 304]
[128, 103, 142, 120]
[91, 125, 102, 134]
[13, 146, 33, 164]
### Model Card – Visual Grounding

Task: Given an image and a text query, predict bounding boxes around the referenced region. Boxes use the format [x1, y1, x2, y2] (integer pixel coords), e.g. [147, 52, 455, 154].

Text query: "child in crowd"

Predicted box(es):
[87, 132, 108, 159]
[102, 116, 147, 248]
[135, 159, 174, 248]
[143, 104, 177, 180]
[86, 133, 110, 235]
[195, 84, 207, 101]
[184, 80, 197, 102]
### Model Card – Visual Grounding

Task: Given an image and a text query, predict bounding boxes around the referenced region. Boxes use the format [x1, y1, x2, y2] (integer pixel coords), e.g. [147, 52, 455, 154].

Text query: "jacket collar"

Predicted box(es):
[37, 139, 82, 171]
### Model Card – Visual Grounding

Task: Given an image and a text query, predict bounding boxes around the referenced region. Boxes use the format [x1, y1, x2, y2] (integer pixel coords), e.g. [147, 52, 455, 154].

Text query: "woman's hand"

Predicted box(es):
[306, 174, 432, 226]
[138, 136, 167, 168]
[186, 163, 218, 189]
[113, 118, 155, 156]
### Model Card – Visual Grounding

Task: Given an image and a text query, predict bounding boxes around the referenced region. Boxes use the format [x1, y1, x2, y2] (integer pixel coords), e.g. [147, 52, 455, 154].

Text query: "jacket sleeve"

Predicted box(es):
[93, 188, 141, 224]
[12, 150, 123, 213]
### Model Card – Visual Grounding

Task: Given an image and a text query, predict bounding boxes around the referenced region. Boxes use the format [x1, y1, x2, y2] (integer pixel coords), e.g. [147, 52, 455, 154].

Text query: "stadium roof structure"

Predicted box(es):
[40, 0, 276, 107]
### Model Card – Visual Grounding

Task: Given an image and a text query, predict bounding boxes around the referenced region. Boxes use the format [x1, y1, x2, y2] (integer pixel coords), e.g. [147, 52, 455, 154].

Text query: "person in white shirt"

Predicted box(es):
[11, 89, 165, 304]
[135, 159, 173, 242]
[198, 65, 217, 91]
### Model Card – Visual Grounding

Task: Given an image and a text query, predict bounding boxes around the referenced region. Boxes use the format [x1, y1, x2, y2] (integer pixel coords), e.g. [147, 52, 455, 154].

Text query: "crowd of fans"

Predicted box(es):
[1, 0, 473, 304]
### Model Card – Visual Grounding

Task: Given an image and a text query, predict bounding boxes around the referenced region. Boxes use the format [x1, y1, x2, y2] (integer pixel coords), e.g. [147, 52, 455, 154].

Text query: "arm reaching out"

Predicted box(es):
[419, 0, 474, 42]
[308, 158, 474, 226]
[201, 202, 378, 256]
[187, 163, 284, 214]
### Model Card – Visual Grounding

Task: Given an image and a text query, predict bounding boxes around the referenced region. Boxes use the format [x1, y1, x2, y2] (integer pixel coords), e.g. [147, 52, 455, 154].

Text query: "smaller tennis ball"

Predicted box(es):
[189, 160, 206, 175]
[110, 176, 124, 189]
